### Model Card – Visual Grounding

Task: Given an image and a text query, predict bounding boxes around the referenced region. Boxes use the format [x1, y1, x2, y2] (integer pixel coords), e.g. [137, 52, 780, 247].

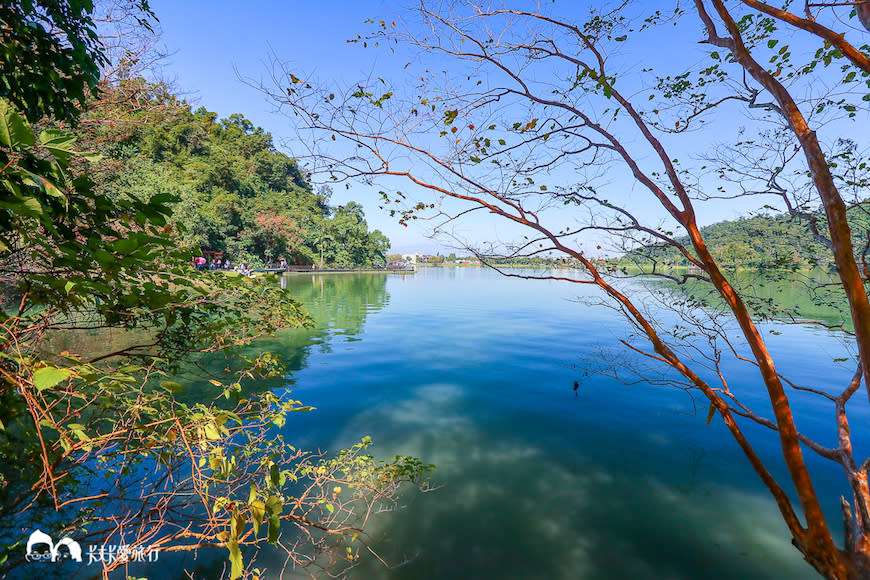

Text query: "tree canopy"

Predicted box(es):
[621, 207, 870, 270]
[79, 80, 389, 267]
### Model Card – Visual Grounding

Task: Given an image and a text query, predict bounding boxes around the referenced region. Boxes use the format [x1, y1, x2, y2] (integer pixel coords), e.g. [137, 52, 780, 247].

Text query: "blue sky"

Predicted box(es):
[147, 1, 689, 255]
[149, 0, 443, 253]
[144, 2, 867, 256]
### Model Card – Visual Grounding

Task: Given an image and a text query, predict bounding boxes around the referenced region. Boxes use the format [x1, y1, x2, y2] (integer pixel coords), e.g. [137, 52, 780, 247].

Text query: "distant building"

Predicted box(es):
[401, 252, 427, 264]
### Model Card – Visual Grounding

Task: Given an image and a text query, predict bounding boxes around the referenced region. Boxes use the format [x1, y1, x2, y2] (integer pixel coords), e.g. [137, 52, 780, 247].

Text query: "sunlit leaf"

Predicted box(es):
[0, 99, 34, 148]
[33, 367, 72, 391]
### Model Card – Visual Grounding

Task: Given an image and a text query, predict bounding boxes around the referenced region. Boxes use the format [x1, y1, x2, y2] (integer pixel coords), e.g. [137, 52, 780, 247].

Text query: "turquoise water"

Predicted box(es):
[247, 267, 866, 579]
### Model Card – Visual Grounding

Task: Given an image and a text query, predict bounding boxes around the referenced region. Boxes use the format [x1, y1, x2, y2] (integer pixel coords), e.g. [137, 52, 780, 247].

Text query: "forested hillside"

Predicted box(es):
[619, 209, 869, 269]
[79, 78, 388, 267]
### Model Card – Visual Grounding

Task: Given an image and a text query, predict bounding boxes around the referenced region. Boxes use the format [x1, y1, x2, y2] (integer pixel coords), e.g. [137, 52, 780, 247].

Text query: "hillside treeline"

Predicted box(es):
[79, 78, 388, 267]
[620, 209, 869, 270]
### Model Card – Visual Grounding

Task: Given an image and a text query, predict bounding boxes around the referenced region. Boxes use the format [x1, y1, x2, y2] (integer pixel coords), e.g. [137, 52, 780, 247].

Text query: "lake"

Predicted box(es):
[242, 266, 866, 580]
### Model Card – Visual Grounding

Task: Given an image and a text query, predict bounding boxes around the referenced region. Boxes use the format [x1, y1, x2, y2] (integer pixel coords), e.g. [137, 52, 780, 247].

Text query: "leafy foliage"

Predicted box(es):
[620, 208, 870, 270]
[79, 83, 390, 267]
[0, 0, 154, 123]
[0, 3, 426, 578]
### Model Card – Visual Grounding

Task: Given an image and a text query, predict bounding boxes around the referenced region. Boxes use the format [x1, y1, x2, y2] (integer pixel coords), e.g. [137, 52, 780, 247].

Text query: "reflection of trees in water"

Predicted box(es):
[42, 274, 390, 406]
[284, 273, 390, 338]
[178, 274, 391, 403]
[41, 327, 154, 364]
[224, 273, 391, 384]
[643, 269, 852, 331]
[580, 271, 855, 431]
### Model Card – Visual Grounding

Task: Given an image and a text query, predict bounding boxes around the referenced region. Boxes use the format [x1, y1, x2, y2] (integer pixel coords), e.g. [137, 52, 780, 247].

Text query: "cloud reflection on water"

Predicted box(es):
[261, 382, 818, 579]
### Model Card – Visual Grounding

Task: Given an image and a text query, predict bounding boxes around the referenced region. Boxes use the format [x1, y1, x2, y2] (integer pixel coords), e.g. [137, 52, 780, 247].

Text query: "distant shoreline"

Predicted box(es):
[280, 268, 415, 275]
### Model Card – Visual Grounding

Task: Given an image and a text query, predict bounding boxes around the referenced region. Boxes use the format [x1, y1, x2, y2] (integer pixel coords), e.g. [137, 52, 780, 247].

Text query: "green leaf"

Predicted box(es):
[267, 514, 281, 544]
[38, 176, 66, 201]
[204, 422, 220, 440]
[228, 539, 243, 580]
[93, 249, 115, 267]
[39, 129, 77, 161]
[161, 381, 184, 393]
[231, 508, 245, 539]
[250, 500, 265, 535]
[149, 192, 179, 205]
[111, 237, 139, 254]
[0, 196, 44, 218]
[32, 367, 72, 391]
[0, 99, 35, 148]
[248, 483, 257, 505]
[265, 495, 283, 516]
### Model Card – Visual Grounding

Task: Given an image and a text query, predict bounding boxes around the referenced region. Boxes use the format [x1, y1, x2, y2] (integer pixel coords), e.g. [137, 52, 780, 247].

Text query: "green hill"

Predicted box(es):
[618, 209, 869, 270]
[78, 78, 388, 267]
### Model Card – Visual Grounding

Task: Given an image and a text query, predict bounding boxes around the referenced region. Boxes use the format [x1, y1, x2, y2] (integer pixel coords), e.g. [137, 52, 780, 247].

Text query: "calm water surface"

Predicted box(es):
[252, 267, 865, 580]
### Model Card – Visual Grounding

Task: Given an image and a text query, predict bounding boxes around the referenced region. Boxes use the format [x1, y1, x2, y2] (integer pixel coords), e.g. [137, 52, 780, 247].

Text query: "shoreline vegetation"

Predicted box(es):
[402, 206, 867, 274]
[279, 268, 415, 275]
[0, 4, 432, 579]
[415, 261, 835, 274]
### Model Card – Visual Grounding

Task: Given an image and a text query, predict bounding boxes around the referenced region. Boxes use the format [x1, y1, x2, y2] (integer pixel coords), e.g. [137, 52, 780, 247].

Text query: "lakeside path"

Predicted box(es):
[254, 267, 416, 274]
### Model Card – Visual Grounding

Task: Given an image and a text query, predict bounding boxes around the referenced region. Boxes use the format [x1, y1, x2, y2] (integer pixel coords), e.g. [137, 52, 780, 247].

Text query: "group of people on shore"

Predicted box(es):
[192, 256, 254, 276]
